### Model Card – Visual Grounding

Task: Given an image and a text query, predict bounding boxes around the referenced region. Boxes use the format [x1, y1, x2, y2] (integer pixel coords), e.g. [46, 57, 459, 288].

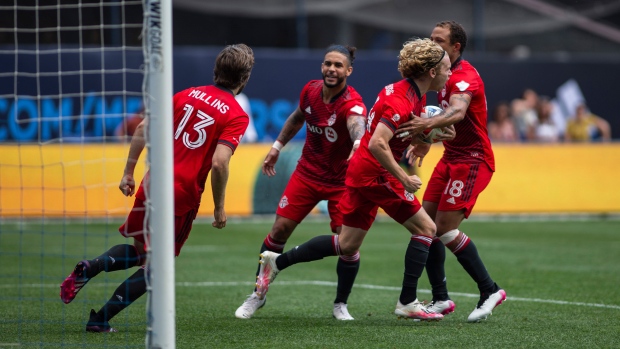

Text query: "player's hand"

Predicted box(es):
[395, 113, 429, 139]
[406, 143, 431, 167]
[402, 174, 422, 194]
[434, 125, 456, 141]
[119, 174, 136, 196]
[262, 148, 281, 176]
[212, 207, 227, 229]
[347, 140, 361, 161]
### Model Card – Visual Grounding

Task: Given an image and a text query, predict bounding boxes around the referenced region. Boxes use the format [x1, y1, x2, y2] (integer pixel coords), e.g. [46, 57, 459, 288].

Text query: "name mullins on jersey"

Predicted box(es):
[187, 89, 230, 114]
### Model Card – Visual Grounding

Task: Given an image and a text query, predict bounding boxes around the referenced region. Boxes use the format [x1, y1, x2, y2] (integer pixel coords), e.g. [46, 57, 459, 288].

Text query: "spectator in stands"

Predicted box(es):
[488, 101, 519, 142]
[533, 97, 561, 142]
[512, 88, 539, 140]
[565, 104, 611, 142]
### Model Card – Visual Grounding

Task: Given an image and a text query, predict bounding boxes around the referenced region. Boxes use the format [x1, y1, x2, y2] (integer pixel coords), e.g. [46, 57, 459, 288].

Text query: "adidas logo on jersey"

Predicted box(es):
[446, 197, 456, 204]
[305, 106, 311, 114]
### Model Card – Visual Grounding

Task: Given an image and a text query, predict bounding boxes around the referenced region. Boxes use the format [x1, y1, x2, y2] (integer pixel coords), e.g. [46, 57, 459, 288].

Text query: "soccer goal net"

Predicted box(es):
[0, 0, 174, 347]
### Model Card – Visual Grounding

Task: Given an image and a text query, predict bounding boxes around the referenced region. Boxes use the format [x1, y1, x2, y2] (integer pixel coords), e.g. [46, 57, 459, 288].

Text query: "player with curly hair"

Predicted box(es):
[252, 38, 453, 321]
[235, 44, 367, 321]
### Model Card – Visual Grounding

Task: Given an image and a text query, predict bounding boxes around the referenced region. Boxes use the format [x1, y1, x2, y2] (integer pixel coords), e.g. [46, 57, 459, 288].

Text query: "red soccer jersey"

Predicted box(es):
[295, 80, 367, 187]
[346, 79, 426, 187]
[136, 85, 249, 215]
[437, 58, 495, 171]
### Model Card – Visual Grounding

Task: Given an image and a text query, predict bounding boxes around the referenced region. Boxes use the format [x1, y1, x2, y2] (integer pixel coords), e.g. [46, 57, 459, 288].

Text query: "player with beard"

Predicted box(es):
[396, 21, 506, 322]
[235, 44, 367, 320]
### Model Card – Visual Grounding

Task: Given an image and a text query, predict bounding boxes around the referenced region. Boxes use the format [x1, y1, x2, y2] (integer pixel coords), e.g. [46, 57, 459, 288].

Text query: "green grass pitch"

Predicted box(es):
[1, 218, 619, 348]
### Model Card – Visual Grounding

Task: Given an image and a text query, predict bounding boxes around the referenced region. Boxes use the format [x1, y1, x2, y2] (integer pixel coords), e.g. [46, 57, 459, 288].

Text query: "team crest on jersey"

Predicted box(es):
[456, 80, 470, 91]
[404, 190, 415, 201]
[441, 88, 446, 98]
[325, 127, 338, 142]
[392, 114, 400, 122]
[328, 113, 337, 126]
[385, 84, 394, 95]
[279, 195, 289, 208]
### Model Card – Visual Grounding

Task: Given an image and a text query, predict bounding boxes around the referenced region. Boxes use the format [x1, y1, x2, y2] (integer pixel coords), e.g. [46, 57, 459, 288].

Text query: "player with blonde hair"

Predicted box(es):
[253, 38, 454, 321]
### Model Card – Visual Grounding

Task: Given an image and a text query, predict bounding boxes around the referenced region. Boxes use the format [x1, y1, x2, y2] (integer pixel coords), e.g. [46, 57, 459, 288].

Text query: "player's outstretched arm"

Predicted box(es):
[211, 144, 234, 229]
[263, 106, 305, 176]
[119, 118, 146, 197]
[346, 114, 366, 160]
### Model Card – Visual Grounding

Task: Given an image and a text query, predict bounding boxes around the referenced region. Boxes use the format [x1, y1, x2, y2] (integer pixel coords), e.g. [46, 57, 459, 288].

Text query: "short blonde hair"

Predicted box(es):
[398, 38, 445, 79]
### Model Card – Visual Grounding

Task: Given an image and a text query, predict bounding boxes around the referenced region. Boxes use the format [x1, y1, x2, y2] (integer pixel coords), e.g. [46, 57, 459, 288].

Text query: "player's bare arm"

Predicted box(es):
[276, 106, 306, 145]
[346, 114, 366, 160]
[119, 118, 146, 197]
[211, 144, 233, 229]
[429, 93, 471, 129]
[395, 93, 470, 138]
[262, 106, 306, 177]
[368, 123, 422, 193]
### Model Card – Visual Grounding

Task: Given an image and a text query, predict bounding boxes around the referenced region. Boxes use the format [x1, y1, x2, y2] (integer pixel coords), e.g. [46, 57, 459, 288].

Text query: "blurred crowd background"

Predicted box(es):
[2, 0, 618, 143]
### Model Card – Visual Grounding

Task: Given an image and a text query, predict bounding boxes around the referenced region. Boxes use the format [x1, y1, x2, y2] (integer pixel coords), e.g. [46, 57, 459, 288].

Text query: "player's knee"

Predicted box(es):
[421, 221, 437, 238]
[338, 243, 359, 256]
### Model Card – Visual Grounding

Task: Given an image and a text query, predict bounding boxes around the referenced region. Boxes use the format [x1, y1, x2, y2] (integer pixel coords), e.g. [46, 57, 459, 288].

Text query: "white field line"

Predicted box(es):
[8, 280, 620, 310]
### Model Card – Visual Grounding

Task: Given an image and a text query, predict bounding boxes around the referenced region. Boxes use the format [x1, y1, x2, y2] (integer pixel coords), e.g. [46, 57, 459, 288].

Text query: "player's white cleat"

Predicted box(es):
[425, 299, 456, 315]
[333, 302, 354, 320]
[255, 251, 280, 299]
[467, 289, 507, 322]
[395, 299, 444, 321]
[235, 292, 266, 319]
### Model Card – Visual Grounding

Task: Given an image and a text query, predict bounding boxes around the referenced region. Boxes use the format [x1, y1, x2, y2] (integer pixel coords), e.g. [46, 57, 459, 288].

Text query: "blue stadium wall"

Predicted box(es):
[0, 46, 618, 142]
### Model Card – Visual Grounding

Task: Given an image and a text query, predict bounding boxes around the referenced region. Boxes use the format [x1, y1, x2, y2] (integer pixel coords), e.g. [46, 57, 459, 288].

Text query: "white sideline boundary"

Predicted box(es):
[8, 280, 620, 310]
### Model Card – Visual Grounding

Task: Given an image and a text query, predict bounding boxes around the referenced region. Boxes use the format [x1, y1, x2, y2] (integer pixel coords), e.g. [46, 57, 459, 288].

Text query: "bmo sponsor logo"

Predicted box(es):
[325, 127, 337, 142]
[307, 124, 324, 134]
[307, 124, 338, 142]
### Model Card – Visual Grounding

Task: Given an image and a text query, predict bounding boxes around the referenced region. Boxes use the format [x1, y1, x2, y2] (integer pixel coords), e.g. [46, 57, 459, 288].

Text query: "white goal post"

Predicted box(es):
[144, 0, 175, 348]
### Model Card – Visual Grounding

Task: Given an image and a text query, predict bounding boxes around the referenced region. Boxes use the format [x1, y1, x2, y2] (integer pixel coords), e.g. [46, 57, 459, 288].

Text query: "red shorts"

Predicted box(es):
[423, 159, 493, 218]
[339, 176, 421, 231]
[119, 198, 198, 256]
[276, 171, 345, 233]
